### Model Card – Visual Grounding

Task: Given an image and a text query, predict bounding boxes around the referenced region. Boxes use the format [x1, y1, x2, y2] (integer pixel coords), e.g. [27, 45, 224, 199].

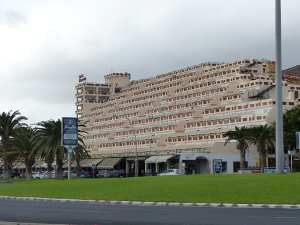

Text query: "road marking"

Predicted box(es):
[273, 217, 298, 219]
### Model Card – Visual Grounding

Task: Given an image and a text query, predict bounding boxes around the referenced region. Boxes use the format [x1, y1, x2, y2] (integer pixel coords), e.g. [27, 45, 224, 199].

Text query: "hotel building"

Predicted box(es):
[75, 59, 298, 175]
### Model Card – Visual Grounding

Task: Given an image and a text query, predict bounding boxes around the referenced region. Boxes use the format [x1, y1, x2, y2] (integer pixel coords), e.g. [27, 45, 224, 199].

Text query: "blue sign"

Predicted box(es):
[62, 117, 78, 146]
[264, 168, 290, 173]
[91, 164, 96, 169]
[213, 159, 222, 174]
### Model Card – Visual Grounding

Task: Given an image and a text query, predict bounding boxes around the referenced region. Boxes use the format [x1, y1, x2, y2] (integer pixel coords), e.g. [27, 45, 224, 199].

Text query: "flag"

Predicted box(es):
[79, 76, 87, 82]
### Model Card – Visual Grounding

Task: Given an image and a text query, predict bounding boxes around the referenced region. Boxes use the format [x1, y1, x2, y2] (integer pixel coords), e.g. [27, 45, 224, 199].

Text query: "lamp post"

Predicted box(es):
[114, 106, 138, 177]
[149, 138, 152, 176]
[275, 0, 284, 174]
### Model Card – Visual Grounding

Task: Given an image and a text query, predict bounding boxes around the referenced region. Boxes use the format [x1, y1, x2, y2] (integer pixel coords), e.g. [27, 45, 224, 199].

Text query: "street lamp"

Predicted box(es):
[148, 134, 155, 176]
[275, 0, 284, 174]
[149, 138, 152, 176]
[114, 106, 138, 177]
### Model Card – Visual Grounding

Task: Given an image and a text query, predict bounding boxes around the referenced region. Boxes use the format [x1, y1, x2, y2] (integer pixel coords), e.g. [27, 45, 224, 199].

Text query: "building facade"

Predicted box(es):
[75, 58, 298, 175]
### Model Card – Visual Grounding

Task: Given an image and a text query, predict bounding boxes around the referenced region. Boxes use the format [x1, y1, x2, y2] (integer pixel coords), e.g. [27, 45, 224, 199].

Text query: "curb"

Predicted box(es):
[1, 196, 300, 209]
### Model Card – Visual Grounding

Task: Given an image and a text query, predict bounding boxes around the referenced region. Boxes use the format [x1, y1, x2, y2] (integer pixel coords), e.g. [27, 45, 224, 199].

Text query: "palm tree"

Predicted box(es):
[246, 124, 275, 173]
[10, 126, 37, 180]
[33, 120, 66, 179]
[224, 126, 249, 170]
[73, 144, 91, 177]
[71, 120, 89, 177]
[0, 110, 27, 179]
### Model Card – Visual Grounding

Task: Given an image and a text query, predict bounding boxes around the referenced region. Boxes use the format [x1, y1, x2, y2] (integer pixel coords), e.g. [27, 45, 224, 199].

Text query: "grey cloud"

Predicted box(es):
[1, 0, 300, 126]
[0, 10, 28, 27]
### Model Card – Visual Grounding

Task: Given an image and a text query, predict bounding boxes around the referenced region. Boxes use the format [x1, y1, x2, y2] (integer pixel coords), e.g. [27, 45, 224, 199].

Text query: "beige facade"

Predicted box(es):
[75, 59, 298, 174]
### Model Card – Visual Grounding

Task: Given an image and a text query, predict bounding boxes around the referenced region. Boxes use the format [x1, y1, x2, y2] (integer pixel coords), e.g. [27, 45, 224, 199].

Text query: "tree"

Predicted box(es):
[0, 110, 27, 179]
[10, 126, 37, 180]
[33, 120, 66, 179]
[282, 104, 300, 151]
[71, 120, 89, 177]
[224, 126, 249, 170]
[246, 124, 275, 172]
[73, 144, 91, 178]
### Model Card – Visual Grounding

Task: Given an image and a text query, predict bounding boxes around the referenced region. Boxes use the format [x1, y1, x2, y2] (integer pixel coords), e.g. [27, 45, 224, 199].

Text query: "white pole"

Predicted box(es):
[68, 146, 73, 180]
[68, 150, 71, 180]
[275, 0, 284, 174]
[291, 154, 293, 173]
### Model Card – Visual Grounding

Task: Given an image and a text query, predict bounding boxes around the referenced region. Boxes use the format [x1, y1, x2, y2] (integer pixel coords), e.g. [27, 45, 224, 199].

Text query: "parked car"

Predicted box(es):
[110, 170, 125, 178]
[96, 170, 111, 178]
[80, 171, 93, 178]
[0, 173, 14, 178]
[38, 171, 55, 179]
[32, 171, 46, 178]
[49, 172, 56, 179]
[18, 173, 26, 178]
[63, 171, 77, 179]
[157, 169, 185, 176]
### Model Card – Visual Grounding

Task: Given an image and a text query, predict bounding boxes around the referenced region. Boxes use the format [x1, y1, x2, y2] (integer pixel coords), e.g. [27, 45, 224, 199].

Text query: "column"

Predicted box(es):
[126, 160, 129, 177]
[145, 163, 148, 176]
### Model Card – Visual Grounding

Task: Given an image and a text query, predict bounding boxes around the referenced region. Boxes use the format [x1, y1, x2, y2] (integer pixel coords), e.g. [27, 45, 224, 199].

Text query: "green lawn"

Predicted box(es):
[1, 173, 300, 204]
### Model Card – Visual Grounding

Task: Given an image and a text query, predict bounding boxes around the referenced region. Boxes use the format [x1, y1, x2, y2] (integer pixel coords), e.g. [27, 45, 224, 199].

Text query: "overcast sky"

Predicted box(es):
[1, 0, 299, 125]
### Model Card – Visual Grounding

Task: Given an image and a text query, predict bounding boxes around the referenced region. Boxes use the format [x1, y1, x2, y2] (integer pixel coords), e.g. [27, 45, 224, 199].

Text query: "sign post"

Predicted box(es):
[62, 117, 78, 180]
[288, 150, 295, 173]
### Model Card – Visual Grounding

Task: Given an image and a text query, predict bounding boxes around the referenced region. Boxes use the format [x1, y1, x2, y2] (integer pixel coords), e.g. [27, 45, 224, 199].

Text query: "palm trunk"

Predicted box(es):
[56, 152, 64, 179]
[259, 146, 267, 173]
[237, 142, 247, 171]
[239, 149, 246, 170]
[25, 165, 33, 180]
[25, 157, 35, 180]
[45, 156, 54, 178]
[76, 161, 81, 178]
[47, 163, 52, 178]
[2, 156, 9, 179]
[8, 159, 13, 178]
[1, 138, 9, 179]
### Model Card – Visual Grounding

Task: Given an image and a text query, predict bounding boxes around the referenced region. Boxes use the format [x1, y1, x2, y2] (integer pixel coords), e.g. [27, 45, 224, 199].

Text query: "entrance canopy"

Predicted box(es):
[145, 155, 174, 163]
[97, 158, 122, 169]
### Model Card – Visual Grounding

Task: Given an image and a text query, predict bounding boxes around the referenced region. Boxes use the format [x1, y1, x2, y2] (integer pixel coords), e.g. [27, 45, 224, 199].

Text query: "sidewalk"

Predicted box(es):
[1, 195, 300, 209]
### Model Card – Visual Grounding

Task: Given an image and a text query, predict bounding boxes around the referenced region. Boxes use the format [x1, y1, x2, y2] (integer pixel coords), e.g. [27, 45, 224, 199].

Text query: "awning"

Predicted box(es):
[0, 162, 3, 169]
[97, 157, 122, 169]
[40, 163, 48, 168]
[88, 159, 104, 167]
[145, 155, 174, 164]
[17, 163, 26, 169]
[77, 158, 104, 168]
[34, 161, 44, 168]
[62, 161, 77, 169]
[81, 159, 95, 167]
[156, 155, 174, 163]
[12, 162, 22, 169]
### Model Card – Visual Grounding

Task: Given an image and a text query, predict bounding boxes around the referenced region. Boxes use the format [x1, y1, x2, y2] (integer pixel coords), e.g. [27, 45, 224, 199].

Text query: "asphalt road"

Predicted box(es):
[0, 199, 299, 225]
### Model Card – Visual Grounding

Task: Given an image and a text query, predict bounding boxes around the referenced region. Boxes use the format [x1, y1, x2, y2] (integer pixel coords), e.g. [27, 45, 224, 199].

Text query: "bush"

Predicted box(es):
[292, 161, 300, 172]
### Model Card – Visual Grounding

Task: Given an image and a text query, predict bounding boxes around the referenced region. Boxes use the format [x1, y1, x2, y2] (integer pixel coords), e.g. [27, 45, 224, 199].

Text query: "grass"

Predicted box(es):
[1, 173, 300, 204]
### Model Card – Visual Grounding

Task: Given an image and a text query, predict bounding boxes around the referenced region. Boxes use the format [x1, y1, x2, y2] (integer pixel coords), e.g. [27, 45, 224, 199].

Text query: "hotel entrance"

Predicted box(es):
[179, 153, 210, 174]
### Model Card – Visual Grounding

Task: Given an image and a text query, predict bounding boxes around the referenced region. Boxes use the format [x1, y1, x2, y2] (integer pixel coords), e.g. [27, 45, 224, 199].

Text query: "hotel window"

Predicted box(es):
[222, 162, 227, 173]
[295, 91, 299, 100]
